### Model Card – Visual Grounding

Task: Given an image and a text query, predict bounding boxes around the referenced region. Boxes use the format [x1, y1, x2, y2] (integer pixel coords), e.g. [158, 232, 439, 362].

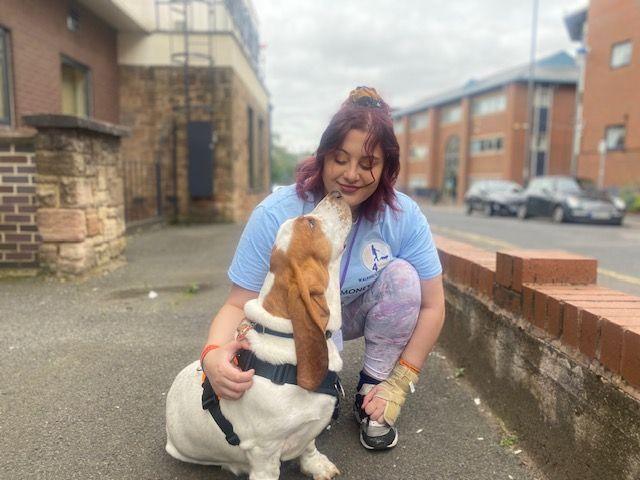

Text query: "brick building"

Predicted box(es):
[393, 52, 578, 203]
[565, 0, 640, 190]
[0, 0, 270, 269]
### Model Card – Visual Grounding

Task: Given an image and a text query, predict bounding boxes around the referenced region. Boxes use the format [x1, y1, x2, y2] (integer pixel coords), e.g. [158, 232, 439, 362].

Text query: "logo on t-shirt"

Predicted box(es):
[361, 241, 391, 273]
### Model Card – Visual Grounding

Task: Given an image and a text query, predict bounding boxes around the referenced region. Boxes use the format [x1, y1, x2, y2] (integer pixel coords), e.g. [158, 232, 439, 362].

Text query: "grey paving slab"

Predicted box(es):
[0, 223, 542, 480]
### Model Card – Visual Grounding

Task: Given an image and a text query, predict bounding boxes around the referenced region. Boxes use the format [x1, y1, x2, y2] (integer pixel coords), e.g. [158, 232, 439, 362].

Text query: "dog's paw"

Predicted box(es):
[300, 451, 340, 480]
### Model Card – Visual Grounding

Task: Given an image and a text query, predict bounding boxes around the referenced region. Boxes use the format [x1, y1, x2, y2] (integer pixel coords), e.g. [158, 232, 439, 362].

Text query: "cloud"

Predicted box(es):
[253, 0, 587, 152]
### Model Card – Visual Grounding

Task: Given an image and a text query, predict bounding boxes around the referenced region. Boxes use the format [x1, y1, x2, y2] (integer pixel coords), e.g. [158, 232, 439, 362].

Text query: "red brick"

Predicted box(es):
[496, 252, 513, 288]
[522, 285, 535, 322]
[0, 224, 17, 231]
[2, 176, 29, 183]
[0, 205, 15, 213]
[16, 166, 36, 174]
[0, 243, 17, 251]
[579, 310, 601, 359]
[3, 196, 29, 204]
[18, 205, 37, 213]
[533, 291, 547, 329]
[600, 316, 640, 374]
[19, 224, 38, 232]
[621, 327, 640, 389]
[17, 186, 36, 194]
[4, 214, 31, 222]
[5, 233, 32, 242]
[5, 252, 35, 261]
[19, 243, 40, 252]
[0, 156, 27, 163]
[562, 304, 580, 349]
[0, 166, 13, 173]
[495, 250, 597, 293]
[0, 186, 13, 193]
[494, 284, 522, 316]
[546, 297, 564, 337]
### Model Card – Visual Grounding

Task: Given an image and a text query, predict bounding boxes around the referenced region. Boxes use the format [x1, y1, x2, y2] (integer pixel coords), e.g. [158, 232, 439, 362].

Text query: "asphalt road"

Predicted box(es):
[0, 223, 542, 480]
[420, 203, 640, 297]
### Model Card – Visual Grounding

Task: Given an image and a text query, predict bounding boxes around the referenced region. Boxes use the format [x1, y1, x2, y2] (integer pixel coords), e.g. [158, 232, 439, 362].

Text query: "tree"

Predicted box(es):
[270, 134, 310, 186]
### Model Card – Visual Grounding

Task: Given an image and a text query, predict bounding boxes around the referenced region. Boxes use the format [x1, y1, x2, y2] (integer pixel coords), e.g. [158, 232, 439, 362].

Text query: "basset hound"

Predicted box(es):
[165, 191, 352, 480]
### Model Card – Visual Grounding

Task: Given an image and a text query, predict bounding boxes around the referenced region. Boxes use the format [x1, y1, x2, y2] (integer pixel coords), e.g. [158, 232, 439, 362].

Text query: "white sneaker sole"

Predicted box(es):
[359, 429, 399, 450]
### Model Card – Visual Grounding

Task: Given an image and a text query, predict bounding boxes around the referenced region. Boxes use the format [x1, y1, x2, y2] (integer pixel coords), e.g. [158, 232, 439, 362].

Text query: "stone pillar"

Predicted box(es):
[23, 115, 130, 277]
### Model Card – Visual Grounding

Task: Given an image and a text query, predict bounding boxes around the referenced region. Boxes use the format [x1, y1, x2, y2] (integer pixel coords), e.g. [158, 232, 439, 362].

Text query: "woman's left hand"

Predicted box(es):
[361, 384, 387, 423]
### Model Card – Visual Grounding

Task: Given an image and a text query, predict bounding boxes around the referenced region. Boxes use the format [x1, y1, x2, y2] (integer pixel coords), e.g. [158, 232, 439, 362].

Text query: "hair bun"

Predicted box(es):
[347, 86, 385, 109]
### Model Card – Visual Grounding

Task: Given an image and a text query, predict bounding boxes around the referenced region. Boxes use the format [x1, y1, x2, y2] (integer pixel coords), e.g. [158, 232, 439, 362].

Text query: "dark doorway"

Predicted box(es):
[443, 136, 460, 202]
[188, 121, 214, 198]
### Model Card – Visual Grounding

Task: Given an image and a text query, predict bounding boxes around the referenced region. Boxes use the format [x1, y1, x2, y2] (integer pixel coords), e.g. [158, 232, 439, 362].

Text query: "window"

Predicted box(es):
[393, 118, 405, 134]
[247, 107, 256, 188]
[409, 112, 429, 131]
[470, 136, 504, 155]
[537, 107, 548, 134]
[605, 125, 626, 151]
[258, 118, 264, 189]
[409, 145, 428, 161]
[61, 57, 90, 117]
[440, 104, 461, 124]
[610, 41, 632, 68]
[472, 92, 506, 116]
[0, 28, 12, 125]
[408, 175, 428, 188]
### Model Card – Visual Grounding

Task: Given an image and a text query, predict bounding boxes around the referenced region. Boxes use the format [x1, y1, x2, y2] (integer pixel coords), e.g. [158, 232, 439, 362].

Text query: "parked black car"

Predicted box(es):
[464, 180, 524, 216]
[517, 175, 626, 225]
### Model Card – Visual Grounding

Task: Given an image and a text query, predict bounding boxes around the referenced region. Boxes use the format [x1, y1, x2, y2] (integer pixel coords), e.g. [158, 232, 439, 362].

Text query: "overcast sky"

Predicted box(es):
[251, 0, 586, 153]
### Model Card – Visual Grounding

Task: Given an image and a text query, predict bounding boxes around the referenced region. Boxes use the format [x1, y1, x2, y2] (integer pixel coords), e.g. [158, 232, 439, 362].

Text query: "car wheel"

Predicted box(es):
[465, 203, 473, 215]
[552, 206, 565, 223]
[517, 204, 528, 220]
[483, 203, 494, 216]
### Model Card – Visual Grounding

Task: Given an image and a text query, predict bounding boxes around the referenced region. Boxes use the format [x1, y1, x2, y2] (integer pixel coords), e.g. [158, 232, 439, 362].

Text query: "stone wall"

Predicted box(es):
[435, 235, 640, 480]
[119, 65, 270, 224]
[0, 131, 39, 267]
[23, 115, 129, 277]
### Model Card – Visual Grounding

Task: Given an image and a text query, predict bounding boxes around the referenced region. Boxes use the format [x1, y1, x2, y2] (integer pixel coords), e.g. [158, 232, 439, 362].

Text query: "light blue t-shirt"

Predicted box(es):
[228, 185, 442, 307]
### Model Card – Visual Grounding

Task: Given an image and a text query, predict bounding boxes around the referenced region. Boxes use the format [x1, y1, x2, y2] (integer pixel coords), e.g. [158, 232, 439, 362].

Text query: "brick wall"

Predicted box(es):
[0, 0, 119, 127]
[0, 134, 40, 266]
[577, 0, 640, 187]
[435, 235, 640, 479]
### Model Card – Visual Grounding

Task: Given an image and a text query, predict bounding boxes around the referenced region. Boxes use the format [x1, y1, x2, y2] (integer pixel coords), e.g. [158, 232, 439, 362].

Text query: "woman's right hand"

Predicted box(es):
[202, 339, 254, 400]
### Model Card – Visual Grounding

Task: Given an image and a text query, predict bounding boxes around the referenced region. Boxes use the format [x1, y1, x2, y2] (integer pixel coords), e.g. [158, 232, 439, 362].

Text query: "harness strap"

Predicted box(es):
[244, 321, 332, 340]
[201, 350, 342, 446]
[236, 349, 340, 397]
[201, 378, 240, 446]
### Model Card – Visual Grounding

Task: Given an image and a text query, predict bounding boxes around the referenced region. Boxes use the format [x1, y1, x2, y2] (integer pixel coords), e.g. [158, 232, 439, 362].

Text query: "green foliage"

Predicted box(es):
[620, 184, 640, 213]
[270, 134, 310, 186]
[499, 434, 518, 447]
[454, 367, 465, 378]
[185, 283, 200, 295]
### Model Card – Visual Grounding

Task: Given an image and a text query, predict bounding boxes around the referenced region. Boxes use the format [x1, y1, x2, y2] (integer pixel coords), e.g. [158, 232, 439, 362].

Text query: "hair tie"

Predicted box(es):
[347, 86, 384, 109]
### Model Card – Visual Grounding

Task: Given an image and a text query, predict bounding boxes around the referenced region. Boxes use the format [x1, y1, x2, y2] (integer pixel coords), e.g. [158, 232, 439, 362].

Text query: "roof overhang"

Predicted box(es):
[76, 0, 153, 33]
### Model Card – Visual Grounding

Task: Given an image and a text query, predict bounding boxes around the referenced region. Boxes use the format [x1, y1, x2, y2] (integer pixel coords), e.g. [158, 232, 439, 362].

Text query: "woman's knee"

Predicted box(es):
[376, 258, 421, 308]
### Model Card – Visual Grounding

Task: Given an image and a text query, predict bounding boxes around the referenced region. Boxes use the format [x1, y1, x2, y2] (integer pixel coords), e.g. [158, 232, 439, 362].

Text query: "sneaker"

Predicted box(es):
[353, 384, 398, 450]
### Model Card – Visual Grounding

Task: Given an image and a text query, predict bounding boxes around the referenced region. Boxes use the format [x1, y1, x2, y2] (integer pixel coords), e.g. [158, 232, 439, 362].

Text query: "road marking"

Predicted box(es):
[431, 225, 640, 287]
[597, 268, 640, 286]
[431, 226, 517, 250]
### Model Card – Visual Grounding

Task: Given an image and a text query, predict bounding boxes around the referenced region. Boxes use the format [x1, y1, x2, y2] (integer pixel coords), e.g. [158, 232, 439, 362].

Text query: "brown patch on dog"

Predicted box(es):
[263, 216, 332, 390]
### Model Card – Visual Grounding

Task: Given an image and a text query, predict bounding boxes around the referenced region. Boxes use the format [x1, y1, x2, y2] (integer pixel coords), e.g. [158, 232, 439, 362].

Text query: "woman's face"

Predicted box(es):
[322, 129, 384, 214]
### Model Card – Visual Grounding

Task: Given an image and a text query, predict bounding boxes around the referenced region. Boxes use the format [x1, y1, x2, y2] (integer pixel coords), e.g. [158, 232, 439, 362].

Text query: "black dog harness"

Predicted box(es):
[201, 328, 342, 446]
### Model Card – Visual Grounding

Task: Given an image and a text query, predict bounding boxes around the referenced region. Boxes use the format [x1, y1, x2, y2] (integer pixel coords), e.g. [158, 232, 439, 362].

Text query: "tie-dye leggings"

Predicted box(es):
[341, 258, 421, 381]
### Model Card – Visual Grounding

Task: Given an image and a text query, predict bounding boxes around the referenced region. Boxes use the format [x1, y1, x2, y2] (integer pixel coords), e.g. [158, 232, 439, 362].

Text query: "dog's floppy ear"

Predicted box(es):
[288, 260, 330, 391]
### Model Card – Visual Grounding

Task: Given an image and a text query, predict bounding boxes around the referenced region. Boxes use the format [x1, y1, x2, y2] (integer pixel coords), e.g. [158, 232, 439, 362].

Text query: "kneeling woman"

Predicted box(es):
[201, 86, 445, 450]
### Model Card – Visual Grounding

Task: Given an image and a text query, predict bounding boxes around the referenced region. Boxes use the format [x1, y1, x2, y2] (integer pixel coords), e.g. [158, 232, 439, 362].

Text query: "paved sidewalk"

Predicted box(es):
[1, 224, 543, 480]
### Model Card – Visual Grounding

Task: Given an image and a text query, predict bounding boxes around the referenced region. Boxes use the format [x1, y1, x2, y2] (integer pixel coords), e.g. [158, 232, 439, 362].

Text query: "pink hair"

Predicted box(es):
[295, 94, 400, 222]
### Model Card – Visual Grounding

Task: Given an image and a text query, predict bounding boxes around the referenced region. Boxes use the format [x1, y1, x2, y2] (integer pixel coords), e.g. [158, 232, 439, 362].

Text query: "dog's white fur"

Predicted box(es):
[165, 192, 351, 480]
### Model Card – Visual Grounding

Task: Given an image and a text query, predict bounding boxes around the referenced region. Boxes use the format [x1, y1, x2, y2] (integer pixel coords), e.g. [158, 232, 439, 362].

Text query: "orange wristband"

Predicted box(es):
[399, 358, 421, 375]
[200, 344, 219, 366]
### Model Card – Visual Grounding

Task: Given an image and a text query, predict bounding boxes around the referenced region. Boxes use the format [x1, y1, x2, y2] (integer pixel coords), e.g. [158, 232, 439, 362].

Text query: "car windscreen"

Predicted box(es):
[483, 181, 521, 192]
[555, 178, 582, 194]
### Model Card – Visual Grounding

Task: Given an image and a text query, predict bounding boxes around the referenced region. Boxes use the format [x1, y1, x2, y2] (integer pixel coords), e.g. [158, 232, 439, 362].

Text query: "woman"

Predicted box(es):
[201, 86, 445, 450]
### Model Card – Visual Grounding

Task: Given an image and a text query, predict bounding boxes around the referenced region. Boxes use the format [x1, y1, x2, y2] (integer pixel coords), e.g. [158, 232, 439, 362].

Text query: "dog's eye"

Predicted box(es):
[307, 218, 315, 229]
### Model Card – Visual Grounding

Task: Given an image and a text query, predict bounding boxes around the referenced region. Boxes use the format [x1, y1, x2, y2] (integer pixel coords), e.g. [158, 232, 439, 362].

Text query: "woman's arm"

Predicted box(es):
[201, 283, 259, 399]
[400, 275, 446, 369]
